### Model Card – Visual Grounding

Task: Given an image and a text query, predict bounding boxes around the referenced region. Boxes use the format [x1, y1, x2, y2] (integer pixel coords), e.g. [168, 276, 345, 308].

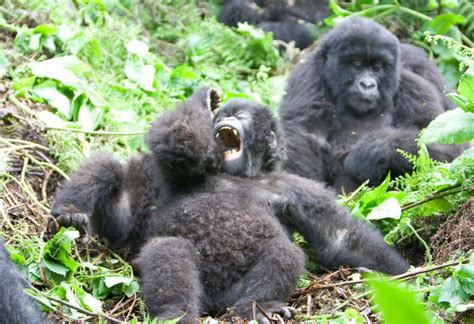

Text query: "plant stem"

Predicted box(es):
[406, 221, 432, 264]
[293, 259, 467, 298]
[29, 287, 125, 323]
[401, 185, 471, 211]
[45, 126, 147, 136]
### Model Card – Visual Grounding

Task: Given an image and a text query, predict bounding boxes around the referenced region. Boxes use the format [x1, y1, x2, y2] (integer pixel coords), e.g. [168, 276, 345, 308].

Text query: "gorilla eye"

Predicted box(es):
[235, 111, 248, 119]
[352, 60, 363, 67]
[373, 62, 383, 71]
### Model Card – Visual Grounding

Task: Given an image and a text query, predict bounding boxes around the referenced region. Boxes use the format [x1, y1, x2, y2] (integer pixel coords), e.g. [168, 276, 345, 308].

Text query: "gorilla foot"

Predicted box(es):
[255, 302, 297, 324]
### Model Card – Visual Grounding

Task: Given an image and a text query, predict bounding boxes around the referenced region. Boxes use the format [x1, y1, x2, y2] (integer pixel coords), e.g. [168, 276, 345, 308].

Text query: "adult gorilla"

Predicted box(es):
[218, 0, 315, 49]
[280, 17, 465, 193]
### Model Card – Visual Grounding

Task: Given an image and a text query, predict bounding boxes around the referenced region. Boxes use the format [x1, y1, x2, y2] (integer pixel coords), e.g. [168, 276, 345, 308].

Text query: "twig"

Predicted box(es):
[29, 287, 125, 323]
[45, 126, 147, 136]
[8, 95, 36, 117]
[254, 301, 274, 323]
[293, 259, 467, 298]
[401, 185, 472, 211]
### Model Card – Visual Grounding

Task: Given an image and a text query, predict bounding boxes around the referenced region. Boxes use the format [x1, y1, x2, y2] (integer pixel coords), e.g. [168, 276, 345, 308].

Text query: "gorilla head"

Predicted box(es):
[213, 99, 284, 177]
[318, 17, 401, 116]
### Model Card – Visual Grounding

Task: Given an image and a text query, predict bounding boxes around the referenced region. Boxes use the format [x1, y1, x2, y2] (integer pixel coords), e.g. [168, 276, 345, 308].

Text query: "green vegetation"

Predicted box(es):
[0, 0, 472, 322]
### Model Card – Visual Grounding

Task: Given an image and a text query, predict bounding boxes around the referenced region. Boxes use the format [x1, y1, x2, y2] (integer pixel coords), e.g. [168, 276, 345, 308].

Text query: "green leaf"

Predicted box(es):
[126, 40, 149, 57]
[81, 293, 102, 313]
[103, 276, 133, 288]
[458, 67, 474, 106]
[420, 109, 474, 145]
[328, 0, 352, 16]
[42, 258, 69, 276]
[123, 280, 140, 297]
[368, 276, 434, 324]
[429, 13, 465, 35]
[439, 278, 468, 306]
[0, 51, 11, 78]
[170, 64, 198, 81]
[446, 93, 474, 113]
[366, 197, 401, 220]
[29, 55, 89, 87]
[33, 24, 58, 36]
[32, 80, 71, 117]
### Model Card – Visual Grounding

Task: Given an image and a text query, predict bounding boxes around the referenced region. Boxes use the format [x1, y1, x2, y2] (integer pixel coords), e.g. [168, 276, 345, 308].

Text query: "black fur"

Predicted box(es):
[0, 238, 44, 323]
[401, 43, 455, 111]
[280, 17, 466, 193]
[218, 0, 315, 49]
[52, 87, 408, 323]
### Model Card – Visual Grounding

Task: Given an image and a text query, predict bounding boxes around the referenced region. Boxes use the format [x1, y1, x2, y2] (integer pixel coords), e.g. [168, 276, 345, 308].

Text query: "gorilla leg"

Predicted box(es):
[135, 237, 202, 324]
[262, 173, 409, 275]
[217, 237, 304, 323]
[0, 238, 44, 323]
[51, 153, 131, 248]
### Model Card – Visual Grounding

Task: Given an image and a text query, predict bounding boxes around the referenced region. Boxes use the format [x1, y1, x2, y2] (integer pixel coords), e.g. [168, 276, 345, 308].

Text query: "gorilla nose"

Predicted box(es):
[359, 78, 376, 90]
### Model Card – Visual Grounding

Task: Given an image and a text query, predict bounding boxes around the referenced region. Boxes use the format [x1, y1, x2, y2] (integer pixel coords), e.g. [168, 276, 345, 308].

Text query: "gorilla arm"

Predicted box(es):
[50, 153, 132, 248]
[146, 87, 221, 186]
[261, 173, 410, 275]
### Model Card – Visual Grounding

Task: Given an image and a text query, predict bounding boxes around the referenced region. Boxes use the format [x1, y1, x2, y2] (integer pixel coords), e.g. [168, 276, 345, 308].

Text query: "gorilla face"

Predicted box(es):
[321, 18, 401, 117]
[213, 99, 280, 177]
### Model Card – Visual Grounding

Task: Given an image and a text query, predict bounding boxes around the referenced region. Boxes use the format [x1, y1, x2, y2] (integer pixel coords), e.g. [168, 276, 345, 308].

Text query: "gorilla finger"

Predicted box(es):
[275, 306, 296, 320]
[79, 231, 91, 245]
[47, 216, 60, 233]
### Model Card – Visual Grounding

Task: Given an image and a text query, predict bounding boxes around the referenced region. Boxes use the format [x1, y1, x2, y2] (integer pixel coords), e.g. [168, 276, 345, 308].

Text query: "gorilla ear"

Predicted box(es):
[269, 131, 278, 149]
[191, 87, 221, 114]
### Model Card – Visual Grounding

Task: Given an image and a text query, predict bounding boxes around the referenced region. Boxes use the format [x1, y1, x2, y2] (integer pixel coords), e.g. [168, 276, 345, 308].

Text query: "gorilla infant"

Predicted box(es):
[218, 0, 314, 49]
[0, 238, 44, 323]
[51, 88, 408, 323]
[280, 17, 466, 193]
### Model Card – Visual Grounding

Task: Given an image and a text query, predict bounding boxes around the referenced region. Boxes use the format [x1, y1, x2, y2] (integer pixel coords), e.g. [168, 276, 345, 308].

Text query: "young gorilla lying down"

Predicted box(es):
[50, 88, 409, 323]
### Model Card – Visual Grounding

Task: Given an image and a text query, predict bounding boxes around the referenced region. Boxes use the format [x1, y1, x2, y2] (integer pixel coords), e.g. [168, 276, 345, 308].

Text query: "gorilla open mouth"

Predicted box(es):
[216, 126, 242, 160]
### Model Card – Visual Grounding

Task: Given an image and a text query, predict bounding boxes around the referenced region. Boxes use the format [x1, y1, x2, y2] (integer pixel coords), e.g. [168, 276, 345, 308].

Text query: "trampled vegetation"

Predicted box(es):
[0, 0, 472, 323]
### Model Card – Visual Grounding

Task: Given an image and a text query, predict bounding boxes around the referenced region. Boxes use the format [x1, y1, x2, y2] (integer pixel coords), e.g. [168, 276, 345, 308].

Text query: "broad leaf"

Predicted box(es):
[420, 109, 474, 144]
[29, 55, 88, 87]
[429, 13, 465, 35]
[366, 198, 401, 220]
[368, 276, 434, 324]
[32, 81, 71, 117]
